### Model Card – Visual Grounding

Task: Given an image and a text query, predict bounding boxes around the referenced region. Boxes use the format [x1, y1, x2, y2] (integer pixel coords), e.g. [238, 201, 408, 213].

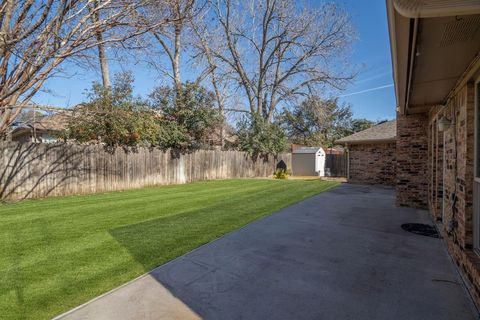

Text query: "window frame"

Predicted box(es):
[475, 77, 480, 180]
[473, 77, 480, 252]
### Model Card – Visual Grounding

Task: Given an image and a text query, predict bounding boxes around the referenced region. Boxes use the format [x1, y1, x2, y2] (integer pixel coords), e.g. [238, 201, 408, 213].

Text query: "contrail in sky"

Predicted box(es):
[339, 84, 394, 98]
[355, 71, 392, 84]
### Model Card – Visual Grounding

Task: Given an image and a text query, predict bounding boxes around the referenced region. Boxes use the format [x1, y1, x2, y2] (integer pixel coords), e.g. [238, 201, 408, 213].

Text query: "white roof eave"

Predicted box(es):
[393, 0, 480, 18]
[387, 0, 404, 114]
[337, 138, 397, 145]
[387, 0, 480, 115]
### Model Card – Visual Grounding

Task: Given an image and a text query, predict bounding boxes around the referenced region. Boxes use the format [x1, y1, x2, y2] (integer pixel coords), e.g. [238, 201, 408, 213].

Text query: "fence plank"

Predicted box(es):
[0, 142, 291, 201]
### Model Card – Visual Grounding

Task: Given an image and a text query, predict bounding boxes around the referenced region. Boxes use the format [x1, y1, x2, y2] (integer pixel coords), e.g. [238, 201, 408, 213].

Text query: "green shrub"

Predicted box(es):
[273, 168, 288, 179]
[66, 72, 159, 147]
[150, 82, 222, 151]
[237, 113, 287, 157]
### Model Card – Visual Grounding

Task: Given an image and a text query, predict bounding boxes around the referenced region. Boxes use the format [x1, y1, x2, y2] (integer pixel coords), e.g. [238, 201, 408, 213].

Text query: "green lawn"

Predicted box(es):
[0, 179, 337, 319]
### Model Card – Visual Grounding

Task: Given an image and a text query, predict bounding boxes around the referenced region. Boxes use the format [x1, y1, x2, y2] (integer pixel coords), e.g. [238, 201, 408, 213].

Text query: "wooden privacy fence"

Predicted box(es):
[0, 142, 291, 201]
[325, 154, 346, 177]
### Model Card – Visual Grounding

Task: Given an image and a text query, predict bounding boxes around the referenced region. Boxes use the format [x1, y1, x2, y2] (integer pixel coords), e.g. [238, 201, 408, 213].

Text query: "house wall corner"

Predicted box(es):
[395, 112, 429, 208]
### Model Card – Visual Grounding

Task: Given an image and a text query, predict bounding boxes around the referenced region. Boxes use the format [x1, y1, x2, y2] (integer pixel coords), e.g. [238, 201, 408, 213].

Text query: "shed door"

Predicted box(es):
[315, 153, 320, 173]
[474, 80, 480, 251]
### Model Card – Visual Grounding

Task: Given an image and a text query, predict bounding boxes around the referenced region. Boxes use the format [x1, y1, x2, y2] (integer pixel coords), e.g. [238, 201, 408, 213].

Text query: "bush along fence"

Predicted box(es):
[0, 142, 292, 201]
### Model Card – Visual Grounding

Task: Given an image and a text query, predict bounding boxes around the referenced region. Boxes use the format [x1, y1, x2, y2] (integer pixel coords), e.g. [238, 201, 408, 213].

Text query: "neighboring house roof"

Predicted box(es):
[336, 120, 396, 144]
[11, 112, 71, 138]
[387, 0, 480, 115]
[207, 125, 237, 147]
[32, 112, 71, 132]
[292, 147, 324, 154]
[291, 144, 305, 152]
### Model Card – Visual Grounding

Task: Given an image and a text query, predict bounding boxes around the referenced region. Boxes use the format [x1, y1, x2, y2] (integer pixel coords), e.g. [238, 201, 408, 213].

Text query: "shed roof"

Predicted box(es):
[336, 120, 396, 144]
[292, 147, 323, 154]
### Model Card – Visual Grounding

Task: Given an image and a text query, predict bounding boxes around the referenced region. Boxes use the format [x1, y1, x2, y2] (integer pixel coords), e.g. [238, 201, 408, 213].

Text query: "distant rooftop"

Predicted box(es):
[13, 111, 71, 133]
[292, 147, 324, 154]
[336, 120, 396, 144]
[34, 112, 71, 132]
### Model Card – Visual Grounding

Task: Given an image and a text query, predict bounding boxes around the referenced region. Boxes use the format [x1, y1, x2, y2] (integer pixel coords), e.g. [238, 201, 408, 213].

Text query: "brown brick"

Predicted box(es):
[347, 143, 396, 185]
[396, 112, 429, 208]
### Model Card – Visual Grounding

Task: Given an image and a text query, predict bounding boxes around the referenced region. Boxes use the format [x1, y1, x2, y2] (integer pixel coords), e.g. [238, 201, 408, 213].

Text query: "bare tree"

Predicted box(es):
[205, 0, 355, 122]
[89, 0, 111, 87]
[147, 0, 199, 96]
[0, 0, 163, 137]
[191, 14, 233, 148]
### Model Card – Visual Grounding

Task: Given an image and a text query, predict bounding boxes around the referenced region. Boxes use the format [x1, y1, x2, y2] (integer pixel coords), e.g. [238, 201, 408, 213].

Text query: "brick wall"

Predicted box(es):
[398, 84, 480, 307]
[427, 117, 444, 221]
[429, 84, 475, 245]
[396, 112, 429, 208]
[426, 83, 479, 306]
[347, 142, 396, 185]
[441, 84, 475, 248]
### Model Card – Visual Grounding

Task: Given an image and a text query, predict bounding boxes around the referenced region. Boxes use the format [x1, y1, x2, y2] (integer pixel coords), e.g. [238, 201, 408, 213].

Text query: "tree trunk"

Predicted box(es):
[90, 1, 110, 88]
[0, 0, 14, 57]
[96, 34, 110, 88]
[0, 95, 20, 136]
[173, 23, 182, 98]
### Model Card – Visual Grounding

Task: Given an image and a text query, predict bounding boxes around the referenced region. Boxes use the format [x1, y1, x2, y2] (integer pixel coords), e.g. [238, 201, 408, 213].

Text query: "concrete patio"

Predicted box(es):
[56, 184, 478, 320]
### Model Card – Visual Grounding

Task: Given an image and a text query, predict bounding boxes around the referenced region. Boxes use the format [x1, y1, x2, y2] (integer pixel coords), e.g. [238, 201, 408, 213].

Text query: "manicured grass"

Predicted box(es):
[0, 179, 337, 319]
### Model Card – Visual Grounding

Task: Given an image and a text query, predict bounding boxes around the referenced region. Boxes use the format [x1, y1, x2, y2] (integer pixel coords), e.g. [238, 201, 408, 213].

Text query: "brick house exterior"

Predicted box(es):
[347, 143, 396, 185]
[396, 113, 429, 208]
[337, 120, 396, 186]
[387, 0, 480, 308]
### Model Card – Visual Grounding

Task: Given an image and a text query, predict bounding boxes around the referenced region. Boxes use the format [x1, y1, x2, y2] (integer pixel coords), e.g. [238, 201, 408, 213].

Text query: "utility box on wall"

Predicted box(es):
[291, 147, 326, 177]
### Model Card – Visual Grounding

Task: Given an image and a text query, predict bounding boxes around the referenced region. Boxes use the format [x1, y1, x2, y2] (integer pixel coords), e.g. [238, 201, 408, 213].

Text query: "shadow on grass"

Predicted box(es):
[107, 184, 285, 272]
[108, 207, 232, 272]
[108, 182, 333, 272]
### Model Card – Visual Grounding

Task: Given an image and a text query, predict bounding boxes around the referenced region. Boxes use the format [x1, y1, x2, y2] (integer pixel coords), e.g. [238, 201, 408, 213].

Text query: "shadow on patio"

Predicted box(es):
[56, 184, 478, 320]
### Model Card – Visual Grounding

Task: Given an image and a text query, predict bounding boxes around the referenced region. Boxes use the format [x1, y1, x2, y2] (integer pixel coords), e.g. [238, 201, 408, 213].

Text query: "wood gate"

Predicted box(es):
[325, 153, 346, 177]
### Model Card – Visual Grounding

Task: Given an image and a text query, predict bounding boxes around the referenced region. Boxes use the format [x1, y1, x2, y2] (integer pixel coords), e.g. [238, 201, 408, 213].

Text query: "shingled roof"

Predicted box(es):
[33, 112, 71, 132]
[336, 120, 396, 144]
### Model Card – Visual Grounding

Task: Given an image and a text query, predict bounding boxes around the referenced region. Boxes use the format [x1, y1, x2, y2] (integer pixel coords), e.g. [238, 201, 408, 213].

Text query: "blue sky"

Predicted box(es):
[34, 0, 396, 121]
[336, 0, 396, 120]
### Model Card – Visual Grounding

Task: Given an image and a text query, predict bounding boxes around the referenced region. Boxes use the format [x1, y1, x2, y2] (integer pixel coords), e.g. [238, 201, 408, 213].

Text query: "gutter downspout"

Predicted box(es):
[386, 0, 402, 113]
[346, 143, 350, 181]
[405, 18, 419, 114]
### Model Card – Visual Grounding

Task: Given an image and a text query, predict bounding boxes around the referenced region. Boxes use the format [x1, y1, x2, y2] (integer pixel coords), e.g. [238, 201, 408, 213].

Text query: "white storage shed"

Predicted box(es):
[291, 147, 326, 177]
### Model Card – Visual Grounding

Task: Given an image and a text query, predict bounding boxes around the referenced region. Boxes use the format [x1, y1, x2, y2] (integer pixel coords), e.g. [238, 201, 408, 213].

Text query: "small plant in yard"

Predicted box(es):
[273, 168, 288, 179]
